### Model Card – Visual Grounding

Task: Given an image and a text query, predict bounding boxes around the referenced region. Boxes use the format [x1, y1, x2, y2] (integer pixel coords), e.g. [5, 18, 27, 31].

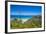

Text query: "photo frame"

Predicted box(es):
[5, 1, 45, 33]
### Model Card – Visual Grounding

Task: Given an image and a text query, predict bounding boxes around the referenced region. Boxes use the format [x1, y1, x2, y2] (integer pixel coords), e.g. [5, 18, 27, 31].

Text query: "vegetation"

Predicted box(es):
[10, 16, 42, 29]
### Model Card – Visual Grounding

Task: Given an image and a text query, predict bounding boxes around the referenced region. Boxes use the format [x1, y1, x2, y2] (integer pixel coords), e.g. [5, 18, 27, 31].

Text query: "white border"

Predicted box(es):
[7, 2, 44, 32]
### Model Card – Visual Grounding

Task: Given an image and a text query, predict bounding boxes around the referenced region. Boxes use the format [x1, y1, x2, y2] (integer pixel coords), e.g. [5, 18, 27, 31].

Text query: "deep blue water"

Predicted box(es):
[10, 15, 32, 19]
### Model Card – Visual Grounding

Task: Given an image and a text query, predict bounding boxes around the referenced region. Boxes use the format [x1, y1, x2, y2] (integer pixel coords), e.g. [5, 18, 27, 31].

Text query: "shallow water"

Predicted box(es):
[10, 15, 32, 23]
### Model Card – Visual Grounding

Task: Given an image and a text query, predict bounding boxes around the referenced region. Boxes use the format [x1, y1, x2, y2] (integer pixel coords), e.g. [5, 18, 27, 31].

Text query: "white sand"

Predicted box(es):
[21, 18, 30, 23]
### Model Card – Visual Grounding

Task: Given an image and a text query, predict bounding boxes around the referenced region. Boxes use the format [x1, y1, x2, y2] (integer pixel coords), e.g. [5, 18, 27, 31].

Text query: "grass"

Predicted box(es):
[10, 16, 42, 29]
[10, 19, 42, 29]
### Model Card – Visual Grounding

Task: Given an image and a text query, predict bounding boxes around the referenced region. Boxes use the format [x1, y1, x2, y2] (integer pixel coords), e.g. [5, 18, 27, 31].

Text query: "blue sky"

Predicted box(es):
[10, 5, 42, 15]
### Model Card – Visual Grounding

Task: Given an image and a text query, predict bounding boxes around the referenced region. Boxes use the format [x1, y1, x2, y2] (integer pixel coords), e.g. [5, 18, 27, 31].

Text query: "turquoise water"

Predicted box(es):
[10, 15, 32, 19]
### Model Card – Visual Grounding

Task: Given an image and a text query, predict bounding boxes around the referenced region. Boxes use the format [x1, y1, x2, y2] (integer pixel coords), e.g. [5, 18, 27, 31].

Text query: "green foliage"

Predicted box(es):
[10, 16, 42, 29]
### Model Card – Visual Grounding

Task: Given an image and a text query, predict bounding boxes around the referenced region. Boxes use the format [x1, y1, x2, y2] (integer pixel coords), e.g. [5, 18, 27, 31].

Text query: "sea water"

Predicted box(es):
[10, 15, 32, 23]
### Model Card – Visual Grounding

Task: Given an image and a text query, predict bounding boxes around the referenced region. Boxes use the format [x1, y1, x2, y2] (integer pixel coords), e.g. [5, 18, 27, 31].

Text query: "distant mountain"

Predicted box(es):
[24, 15, 41, 23]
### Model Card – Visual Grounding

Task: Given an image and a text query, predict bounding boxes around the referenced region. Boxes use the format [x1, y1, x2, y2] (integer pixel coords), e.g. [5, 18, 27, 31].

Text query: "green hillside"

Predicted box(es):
[10, 16, 42, 29]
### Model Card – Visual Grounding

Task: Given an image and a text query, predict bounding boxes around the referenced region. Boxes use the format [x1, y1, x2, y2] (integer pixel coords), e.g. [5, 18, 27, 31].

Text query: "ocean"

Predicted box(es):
[10, 15, 32, 23]
[10, 15, 32, 19]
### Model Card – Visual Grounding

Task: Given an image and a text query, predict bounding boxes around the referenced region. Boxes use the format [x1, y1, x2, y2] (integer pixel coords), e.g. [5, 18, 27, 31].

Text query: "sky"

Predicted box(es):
[10, 5, 42, 15]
